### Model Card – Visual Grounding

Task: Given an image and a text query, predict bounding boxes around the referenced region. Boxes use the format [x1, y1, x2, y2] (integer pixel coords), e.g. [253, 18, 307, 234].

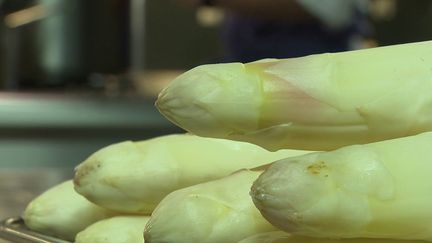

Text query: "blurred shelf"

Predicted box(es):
[0, 92, 174, 130]
[0, 92, 183, 168]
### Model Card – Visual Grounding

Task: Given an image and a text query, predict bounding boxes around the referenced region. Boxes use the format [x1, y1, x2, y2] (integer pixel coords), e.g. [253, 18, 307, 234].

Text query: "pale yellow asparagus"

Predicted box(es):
[75, 216, 150, 243]
[251, 132, 432, 241]
[22, 180, 114, 241]
[74, 133, 310, 214]
[238, 231, 427, 243]
[144, 170, 277, 243]
[156, 41, 432, 151]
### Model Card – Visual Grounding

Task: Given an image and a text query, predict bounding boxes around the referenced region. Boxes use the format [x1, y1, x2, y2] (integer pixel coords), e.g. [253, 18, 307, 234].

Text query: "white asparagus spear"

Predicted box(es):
[156, 41, 432, 151]
[75, 216, 150, 243]
[74, 133, 310, 214]
[144, 170, 277, 243]
[22, 180, 114, 241]
[251, 132, 432, 241]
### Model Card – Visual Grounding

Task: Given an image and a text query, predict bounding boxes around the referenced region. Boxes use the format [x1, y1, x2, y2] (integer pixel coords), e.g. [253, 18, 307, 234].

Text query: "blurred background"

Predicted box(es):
[0, 0, 432, 220]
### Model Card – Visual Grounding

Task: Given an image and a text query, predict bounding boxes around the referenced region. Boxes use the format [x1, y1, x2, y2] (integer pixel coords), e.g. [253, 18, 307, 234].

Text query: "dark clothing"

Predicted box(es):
[222, 15, 363, 62]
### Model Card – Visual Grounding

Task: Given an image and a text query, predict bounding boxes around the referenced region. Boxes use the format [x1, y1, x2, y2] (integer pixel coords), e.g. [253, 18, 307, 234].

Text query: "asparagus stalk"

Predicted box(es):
[74, 134, 310, 214]
[144, 170, 277, 243]
[75, 216, 150, 243]
[156, 41, 432, 151]
[22, 180, 114, 241]
[251, 132, 432, 241]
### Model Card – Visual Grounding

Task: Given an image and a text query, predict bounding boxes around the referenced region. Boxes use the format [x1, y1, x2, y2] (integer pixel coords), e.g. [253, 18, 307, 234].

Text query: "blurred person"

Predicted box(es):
[177, 0, 371, 62]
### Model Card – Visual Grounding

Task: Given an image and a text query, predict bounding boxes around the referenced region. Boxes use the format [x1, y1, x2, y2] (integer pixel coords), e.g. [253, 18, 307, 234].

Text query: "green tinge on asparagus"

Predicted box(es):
[144, 170, 277, 243]
[238, 231, 427, 243]
[75, 216, 150, 243]
[156, 41, 432, 151]
[251, 132, 432, 241]
[22, 180, 114, 241]
[74, 134, 310, 214]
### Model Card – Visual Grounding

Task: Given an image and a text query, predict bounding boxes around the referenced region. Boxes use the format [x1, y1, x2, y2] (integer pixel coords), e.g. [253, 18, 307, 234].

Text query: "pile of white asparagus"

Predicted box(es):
[22, 40, 432, 243]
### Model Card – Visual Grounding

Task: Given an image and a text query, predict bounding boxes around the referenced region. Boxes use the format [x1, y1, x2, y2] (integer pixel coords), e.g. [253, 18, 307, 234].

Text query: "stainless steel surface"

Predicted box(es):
[35, 0, 83, 86]
[0, 218, 69, 243]
[130, 0, 146, 71]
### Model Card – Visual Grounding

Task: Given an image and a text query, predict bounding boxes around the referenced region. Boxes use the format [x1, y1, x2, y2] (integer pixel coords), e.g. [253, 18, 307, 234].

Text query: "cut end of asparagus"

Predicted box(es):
[251, 147, 395, 238]
[156, 62, 263, 137]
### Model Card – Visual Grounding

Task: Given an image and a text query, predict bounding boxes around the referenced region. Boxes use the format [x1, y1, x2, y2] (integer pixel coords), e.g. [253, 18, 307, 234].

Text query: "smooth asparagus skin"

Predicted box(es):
[144, 170, 277, 243]
[157, 41, 432, 151]
[74, 134, 310, 214]
[22, 180, 114, 241]
[75, 216, 150, 243]
[251, 132, 432, 241]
